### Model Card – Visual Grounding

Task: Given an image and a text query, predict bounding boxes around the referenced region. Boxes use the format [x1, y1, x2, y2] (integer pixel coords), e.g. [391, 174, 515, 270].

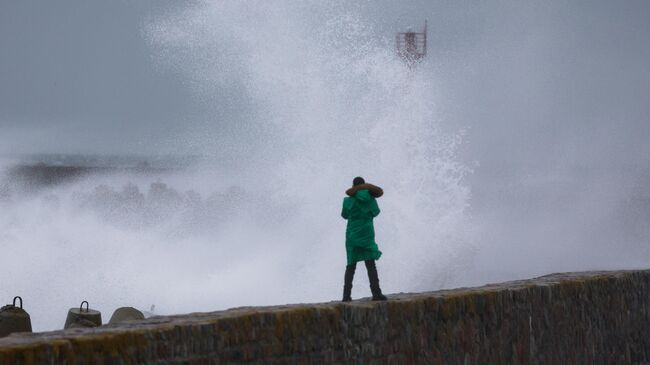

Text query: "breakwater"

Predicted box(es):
[1, 270, 649, 364]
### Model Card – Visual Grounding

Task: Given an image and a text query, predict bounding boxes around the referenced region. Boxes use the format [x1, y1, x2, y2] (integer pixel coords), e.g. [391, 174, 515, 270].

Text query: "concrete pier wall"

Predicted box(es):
[1, 270, 649, 364]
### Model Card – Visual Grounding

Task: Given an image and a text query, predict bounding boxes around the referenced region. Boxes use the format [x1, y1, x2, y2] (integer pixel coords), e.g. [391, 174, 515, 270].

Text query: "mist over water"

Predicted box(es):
[1, 1, 472, 331]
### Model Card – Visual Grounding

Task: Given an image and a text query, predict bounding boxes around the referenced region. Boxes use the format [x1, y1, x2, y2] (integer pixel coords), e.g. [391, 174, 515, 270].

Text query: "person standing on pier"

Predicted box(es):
[340, 177, 387, 302]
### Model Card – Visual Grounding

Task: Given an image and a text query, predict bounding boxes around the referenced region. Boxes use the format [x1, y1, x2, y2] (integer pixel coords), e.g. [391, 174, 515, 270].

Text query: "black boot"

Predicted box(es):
[365, 260, 387, 301]
[342, 264, 356, 302]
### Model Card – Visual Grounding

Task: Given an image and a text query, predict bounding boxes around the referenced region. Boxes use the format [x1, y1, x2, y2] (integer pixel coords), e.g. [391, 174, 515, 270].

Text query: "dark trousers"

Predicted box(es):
[343, 260, 383, 299]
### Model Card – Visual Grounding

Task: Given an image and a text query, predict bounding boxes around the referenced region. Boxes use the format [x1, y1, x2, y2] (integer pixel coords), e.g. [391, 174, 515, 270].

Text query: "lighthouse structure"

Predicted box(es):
[396, 20, 427, 67]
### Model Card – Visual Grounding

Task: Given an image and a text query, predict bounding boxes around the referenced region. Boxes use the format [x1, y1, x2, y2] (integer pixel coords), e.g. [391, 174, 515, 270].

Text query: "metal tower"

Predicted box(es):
[396, 20, 427, 67]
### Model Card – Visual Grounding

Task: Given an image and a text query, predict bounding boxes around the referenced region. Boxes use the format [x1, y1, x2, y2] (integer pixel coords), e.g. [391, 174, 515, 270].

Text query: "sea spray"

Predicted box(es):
[145, 0, 474, 290]
[0, 1, 473, 331]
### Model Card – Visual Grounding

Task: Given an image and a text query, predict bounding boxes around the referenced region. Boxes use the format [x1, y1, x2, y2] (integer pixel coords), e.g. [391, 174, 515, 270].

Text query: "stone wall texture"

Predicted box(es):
[1, 270, 649, 364]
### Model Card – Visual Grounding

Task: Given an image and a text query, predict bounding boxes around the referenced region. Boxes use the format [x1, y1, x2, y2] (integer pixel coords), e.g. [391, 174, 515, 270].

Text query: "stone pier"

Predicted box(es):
[1, 270, 649, 364]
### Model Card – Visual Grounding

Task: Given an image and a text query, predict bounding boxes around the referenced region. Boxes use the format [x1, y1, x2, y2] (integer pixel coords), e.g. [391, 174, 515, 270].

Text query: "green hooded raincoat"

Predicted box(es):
[341, 189, 382, 265]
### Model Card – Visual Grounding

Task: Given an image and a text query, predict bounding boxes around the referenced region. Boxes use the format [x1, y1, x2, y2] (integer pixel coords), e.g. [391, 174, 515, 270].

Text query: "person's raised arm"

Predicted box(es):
[345, 183, 383, 198]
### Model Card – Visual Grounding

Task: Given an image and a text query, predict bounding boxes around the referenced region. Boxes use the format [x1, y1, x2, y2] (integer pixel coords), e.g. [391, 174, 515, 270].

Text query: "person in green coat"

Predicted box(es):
[341, 176, 387, 301]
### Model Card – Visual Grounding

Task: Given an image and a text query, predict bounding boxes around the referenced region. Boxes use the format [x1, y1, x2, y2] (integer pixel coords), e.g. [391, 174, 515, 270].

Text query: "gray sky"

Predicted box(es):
[1, 0, 649, 167]
[0, 0, 194, 154]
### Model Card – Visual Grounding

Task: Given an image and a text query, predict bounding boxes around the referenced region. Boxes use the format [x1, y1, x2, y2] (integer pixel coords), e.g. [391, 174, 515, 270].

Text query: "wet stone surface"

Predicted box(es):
[1, 270, 649, 364]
